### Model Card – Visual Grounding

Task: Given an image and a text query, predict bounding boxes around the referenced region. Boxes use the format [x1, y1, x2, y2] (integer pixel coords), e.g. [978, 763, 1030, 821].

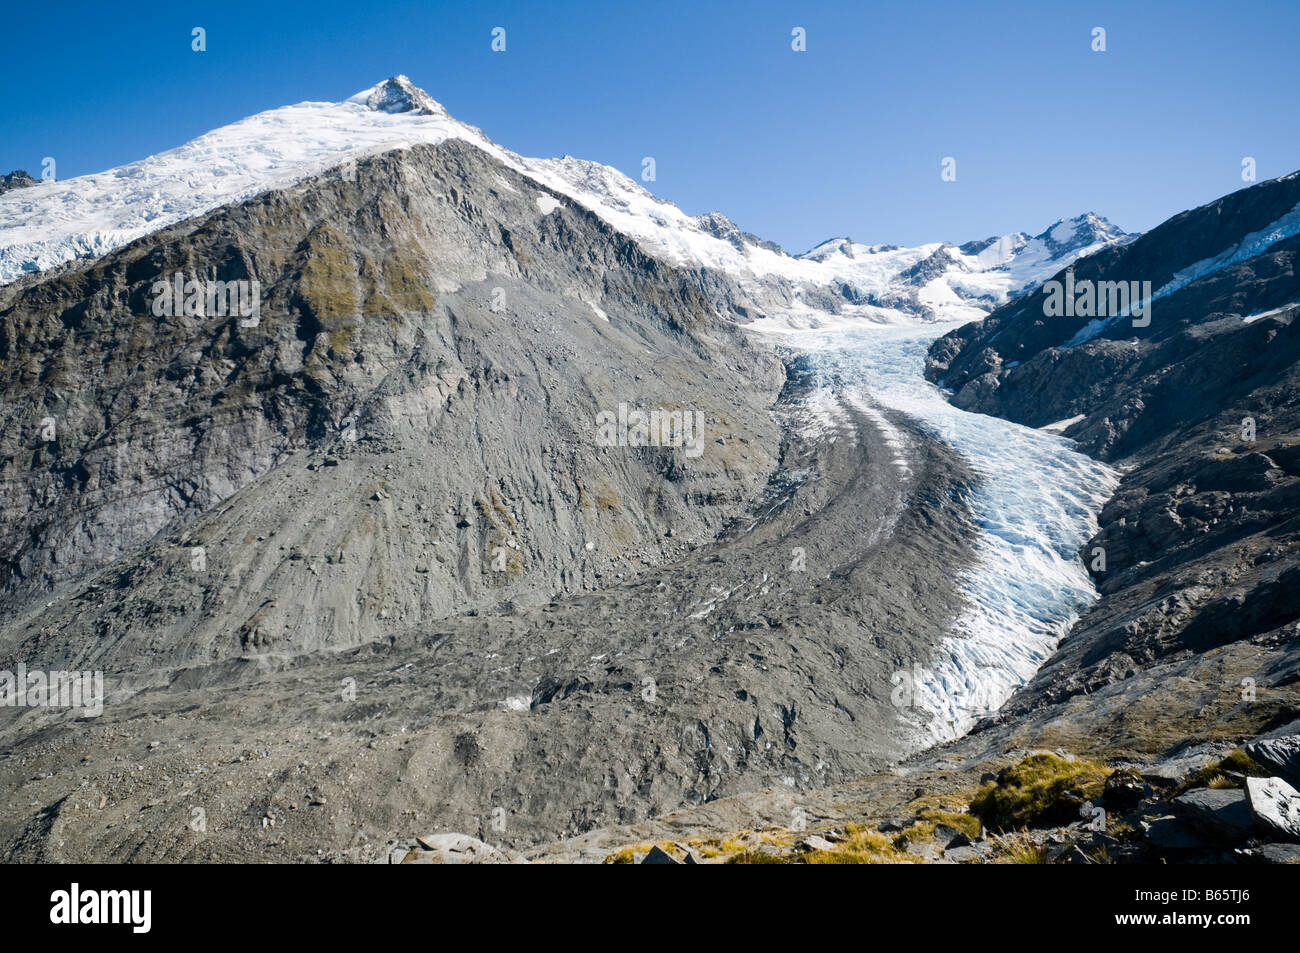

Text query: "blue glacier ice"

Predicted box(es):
[793, 323, 1120, 742]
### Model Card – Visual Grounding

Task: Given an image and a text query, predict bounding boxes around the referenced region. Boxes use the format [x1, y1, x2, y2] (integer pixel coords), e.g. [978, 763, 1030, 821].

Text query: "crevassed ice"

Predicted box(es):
[786, 322, 1119, 743]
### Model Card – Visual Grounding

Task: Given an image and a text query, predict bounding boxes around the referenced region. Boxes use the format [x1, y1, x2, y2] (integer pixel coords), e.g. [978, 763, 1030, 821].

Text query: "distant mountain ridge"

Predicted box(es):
[777, 211, 1131, 328]
[0, 76, 1129, 328]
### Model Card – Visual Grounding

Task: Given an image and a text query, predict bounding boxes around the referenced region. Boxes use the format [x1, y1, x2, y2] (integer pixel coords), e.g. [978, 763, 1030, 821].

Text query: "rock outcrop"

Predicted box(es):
[0, 139, 785, 671]
[0, 171, 38, 196]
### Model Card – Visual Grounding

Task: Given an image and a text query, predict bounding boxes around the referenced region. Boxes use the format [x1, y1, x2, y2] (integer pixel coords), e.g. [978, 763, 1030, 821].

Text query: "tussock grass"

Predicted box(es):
[799, 825, 917, 864]
[1174, 748, 1270, 795]
[687, 836, 750, 858]
[970, 753, 1108, 830]
[901, 808, 981, 843]
[726, 824, 918, 864]
[725, 850, 790, 864]
[986, 832, 1047, 864]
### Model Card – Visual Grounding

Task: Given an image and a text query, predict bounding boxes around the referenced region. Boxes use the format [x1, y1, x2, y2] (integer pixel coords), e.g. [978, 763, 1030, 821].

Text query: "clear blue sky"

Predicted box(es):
[3, 0, 1297, 251]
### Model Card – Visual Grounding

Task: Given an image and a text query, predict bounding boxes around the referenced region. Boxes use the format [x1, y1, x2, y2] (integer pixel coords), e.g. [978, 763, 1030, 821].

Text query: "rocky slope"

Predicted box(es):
[0, 137, 788, 672]
[0, 81, 990, 860]
[4, 76, 1289, 866]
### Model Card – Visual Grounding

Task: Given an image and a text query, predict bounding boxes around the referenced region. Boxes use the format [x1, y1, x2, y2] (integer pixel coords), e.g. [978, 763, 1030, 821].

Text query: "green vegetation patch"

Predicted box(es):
[1173, 748, 1271, 795]
[970, 753, 1109, 831]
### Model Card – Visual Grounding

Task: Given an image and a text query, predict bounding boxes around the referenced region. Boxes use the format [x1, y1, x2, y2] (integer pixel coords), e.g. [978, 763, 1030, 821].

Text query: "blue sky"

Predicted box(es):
[3, 0, 1297, 251]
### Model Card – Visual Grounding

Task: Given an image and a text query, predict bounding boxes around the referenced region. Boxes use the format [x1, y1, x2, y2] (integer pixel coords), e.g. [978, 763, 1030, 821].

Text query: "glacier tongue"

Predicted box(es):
[781, 322, 1121, 741]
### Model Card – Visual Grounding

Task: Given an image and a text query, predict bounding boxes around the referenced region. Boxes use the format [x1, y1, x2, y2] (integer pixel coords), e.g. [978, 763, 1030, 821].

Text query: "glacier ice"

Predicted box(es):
[782, 322, 1120, 742]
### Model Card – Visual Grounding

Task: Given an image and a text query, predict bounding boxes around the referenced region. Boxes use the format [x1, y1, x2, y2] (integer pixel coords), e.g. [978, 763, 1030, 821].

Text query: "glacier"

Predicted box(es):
[776, 321, 1120, 741]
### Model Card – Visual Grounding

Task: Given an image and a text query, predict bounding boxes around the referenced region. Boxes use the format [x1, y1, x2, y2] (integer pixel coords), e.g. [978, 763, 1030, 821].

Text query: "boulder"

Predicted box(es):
[943, 845, 981, 864]
[796, 835, 837, 853]
[671, 841, 700, 862]
[903, 840, 942, 862]
[641, 845, 680, 865]
[1244, 776, 1300, 842]
[1044, 843, 1091, 864]
[1237, 843, 1300, 864]
[1143, 816, 1210, 851]
[1141, 749, 1220, 788]
[933, 824, 972, 849]
[1244, 735, 1300, 788]
[1102, 769, 1147, 812]
[1170, 789, 1260, 842]
[402, 832, 520, 864]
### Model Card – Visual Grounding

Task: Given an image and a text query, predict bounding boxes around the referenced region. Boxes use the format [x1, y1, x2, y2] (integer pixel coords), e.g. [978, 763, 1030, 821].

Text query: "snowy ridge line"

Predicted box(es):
[0, 86, 494, 284]
[1242, 301, 1299, 324]
[2, 76, 1127, 331]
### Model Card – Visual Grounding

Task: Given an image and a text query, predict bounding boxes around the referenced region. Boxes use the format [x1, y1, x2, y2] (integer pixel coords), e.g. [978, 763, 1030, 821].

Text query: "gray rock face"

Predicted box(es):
[797, 834, 837, 852]
[400, 833, 520, 863]
[0, 123, 983, 860]
[1171, 789, 1261, 842]
[0, 170, 38, 196]
[1144, 816, 1209, 850]
[1245, 736, 1300, 788]
[1245, 776, 1300, 841]
[1238, 842, 1300, 863]
[1140, 746, 1226, 788]
[0, 138, 786, 672]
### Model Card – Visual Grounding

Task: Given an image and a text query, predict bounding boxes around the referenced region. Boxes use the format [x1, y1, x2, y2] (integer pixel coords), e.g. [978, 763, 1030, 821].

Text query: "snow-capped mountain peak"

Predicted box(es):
[348, 74, 446, 116]
[0, 77, 492, 284]
[1042, 211, 1127, 254]
[0, 75, 1131, 329]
